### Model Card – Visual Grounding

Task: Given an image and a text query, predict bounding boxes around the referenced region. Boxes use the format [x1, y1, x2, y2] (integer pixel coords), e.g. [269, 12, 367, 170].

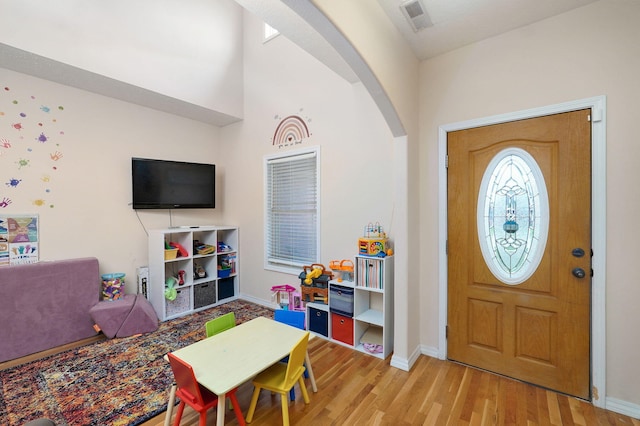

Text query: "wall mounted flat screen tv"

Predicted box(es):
[132, 157, 215, 209]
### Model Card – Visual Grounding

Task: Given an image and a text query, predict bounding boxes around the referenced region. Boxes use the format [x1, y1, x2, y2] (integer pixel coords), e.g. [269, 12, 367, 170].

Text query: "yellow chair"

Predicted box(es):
[205, 312, 236, 338]
[246, 332, 310, 425]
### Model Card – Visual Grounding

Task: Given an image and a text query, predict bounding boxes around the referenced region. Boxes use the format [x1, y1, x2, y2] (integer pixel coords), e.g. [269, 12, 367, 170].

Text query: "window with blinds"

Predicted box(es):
[265, 147, 320, 272]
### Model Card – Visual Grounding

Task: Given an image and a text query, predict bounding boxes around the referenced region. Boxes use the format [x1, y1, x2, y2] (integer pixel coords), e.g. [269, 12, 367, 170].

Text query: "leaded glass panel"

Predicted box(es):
[477, 148, 549, 285]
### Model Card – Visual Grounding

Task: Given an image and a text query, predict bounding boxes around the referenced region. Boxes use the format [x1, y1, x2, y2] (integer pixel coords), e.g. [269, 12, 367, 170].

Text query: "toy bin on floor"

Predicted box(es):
[101, 273, 125, 300]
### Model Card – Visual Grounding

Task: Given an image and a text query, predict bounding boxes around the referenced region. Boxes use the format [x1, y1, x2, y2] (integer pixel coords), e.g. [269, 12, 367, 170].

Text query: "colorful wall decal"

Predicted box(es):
[0, 84, 66, 209]
[272, 113, 312, 148]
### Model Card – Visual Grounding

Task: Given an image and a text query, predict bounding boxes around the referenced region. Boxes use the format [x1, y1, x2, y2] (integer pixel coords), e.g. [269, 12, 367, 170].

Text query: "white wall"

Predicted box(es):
[220, 10, 395, 304]
[0, 0, 244, 119]
[2, 0, 638, 415]
[418, 0, 640, 408]
[0, 68, 225, 290]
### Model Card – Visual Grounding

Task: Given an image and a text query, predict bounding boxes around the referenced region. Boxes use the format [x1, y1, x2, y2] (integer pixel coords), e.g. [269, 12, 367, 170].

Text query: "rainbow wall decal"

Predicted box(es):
[272, 115, 310, 146]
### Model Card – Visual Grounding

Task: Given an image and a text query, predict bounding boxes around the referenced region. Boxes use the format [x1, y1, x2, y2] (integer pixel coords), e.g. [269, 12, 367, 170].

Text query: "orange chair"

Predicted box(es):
[246, 332, 310, 425]
[167, 352, 246, 426]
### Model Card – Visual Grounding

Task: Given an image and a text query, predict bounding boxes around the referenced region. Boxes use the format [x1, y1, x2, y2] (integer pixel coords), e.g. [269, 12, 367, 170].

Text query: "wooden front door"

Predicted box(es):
[447, 110, 592, 399]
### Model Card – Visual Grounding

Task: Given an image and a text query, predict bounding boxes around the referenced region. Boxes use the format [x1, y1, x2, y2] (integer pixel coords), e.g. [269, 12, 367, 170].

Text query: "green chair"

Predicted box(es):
[204, 312, 237, 410]
[205, 312, 236, 338]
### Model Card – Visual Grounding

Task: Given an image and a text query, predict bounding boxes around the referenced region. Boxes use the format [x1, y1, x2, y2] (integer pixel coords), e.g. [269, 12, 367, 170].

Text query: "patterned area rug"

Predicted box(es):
[0, 300, 273, 426]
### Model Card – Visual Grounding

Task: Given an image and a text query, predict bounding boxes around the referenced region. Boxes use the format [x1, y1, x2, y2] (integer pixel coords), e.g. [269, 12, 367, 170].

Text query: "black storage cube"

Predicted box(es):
[218, 277, 235, 300]
[194, 282, 216, 309]
[329, 284, 354, 317]
[308, 307, 329, 337]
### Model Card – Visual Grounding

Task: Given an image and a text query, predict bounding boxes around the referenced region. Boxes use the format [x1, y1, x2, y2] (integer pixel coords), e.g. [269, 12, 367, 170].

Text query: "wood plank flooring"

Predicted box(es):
[141, 338, 639, 426]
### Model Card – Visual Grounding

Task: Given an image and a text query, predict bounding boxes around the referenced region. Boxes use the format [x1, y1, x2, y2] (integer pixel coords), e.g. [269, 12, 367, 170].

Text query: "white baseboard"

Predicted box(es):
[390, 355, 410, 371]
[421, 344, 440, 359]
[606, 396, 640, 419]
[390, 344, 423, 371]
[238, 294, 279, 310]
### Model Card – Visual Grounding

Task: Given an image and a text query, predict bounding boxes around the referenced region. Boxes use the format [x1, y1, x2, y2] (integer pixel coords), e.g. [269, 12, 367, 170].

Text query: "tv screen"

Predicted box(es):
[132, 158, 215, 209]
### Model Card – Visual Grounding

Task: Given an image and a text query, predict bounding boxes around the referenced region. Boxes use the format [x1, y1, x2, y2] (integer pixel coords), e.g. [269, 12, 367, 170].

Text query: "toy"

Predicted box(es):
[165, 276, 178, 301]
[194, 262, 207, 279]
[299, 264, 332, 304]
[304, 267, 322, 284]
[358, 222, 388, 257]
[193, 240, 215, 255]
[271, 284, 304, 310]
[101, 273, 125, 300]
[169, 241, 189, 257]
[329, 259, 354, 282]
[218, 241, 233, 253]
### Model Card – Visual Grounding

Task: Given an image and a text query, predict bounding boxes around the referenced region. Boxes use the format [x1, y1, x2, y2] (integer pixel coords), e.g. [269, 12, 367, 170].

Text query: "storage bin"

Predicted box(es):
[101, 273, 125, 300]
[194, 282, 216, 309]
[218, 277, 235, 300]
[166, 288, 190, 317]
[308, 306, 329, 337]
[164, 248, 179, 260]
[331, 313, 354, 345]
[329, 284, 354, 317]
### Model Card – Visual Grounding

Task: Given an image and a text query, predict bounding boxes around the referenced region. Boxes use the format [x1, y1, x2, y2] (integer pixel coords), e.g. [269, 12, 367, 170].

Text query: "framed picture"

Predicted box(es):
[0, 214, 39, 266]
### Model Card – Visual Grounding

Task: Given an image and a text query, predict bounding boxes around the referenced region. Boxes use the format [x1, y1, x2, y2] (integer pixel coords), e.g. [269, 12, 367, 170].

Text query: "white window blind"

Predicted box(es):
[265, 148, 319, 271]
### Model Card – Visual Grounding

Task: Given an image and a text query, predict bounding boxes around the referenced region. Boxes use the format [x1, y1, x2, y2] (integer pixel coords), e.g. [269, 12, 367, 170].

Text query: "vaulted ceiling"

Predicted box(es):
[376, 0, 598, 60]
[0, 0, 599, 126]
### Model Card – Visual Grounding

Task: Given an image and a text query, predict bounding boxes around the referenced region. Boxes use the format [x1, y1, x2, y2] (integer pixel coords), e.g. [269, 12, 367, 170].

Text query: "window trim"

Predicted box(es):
[264, 146, 320, 274]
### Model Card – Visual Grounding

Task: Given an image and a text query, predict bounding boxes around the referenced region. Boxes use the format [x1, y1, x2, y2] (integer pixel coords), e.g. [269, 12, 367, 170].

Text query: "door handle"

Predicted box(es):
[572, 267, 586, 279]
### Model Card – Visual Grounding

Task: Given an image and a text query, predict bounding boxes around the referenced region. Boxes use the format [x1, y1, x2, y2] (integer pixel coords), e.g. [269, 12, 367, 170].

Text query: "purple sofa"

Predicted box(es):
[0, 257, 100, 362]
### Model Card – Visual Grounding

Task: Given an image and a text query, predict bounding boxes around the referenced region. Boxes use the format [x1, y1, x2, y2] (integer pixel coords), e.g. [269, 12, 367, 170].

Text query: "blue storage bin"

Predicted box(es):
[308, 306, 329, 337]
[218, 277, 235, 300]
[329, 284, 354, 317]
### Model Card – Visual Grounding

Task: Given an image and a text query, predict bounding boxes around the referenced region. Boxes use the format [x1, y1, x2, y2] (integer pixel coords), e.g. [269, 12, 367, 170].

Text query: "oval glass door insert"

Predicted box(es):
[477, 147, 549, 285]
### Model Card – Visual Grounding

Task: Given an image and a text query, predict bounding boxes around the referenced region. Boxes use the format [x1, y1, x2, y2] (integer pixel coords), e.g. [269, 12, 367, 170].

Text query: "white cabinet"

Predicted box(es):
[147, 226, 238, 321]
[306, 255, 393, 359]
[353, 255, 394, 359]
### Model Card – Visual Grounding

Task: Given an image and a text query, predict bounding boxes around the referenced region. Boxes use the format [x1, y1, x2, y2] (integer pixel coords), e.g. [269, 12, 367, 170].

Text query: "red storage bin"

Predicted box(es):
[331, 313, 354, 346]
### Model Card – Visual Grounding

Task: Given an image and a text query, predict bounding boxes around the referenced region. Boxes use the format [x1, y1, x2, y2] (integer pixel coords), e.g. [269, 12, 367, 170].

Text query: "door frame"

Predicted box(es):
[437, 96, 606, 407]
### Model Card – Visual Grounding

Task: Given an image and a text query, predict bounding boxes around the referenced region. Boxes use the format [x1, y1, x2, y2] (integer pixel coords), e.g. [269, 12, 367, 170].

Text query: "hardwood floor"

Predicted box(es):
[141, 338, 639, 426]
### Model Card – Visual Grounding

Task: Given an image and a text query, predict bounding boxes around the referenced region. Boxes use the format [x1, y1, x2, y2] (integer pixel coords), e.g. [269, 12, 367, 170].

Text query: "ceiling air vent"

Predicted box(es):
[400, 0, 433, 32]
